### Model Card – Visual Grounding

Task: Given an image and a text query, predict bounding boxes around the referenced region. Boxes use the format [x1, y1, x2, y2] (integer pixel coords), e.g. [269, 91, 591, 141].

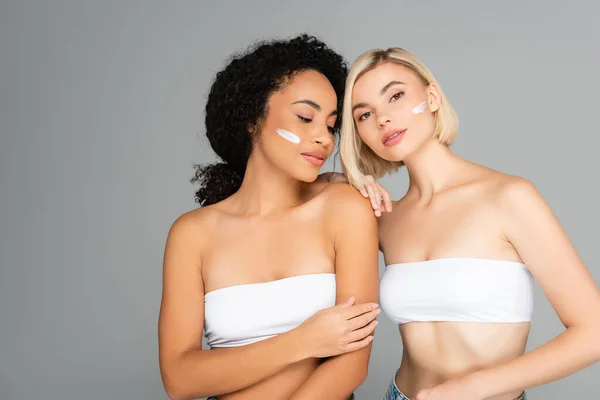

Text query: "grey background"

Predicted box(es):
[1, 1, 598, 399]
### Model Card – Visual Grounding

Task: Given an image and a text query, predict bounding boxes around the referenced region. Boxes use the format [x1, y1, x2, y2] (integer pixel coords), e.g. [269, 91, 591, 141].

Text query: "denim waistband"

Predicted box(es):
[382, 373, 526, 400]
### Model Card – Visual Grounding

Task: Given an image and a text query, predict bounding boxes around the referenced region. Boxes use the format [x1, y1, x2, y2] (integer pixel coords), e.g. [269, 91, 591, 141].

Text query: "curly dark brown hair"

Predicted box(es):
[191, 34, 348, 206]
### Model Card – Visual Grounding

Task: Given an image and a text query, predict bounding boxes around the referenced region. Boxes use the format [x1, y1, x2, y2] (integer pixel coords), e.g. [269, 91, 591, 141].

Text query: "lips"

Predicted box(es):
[382, 129, 407, 144]
[301, 151, 327, 166]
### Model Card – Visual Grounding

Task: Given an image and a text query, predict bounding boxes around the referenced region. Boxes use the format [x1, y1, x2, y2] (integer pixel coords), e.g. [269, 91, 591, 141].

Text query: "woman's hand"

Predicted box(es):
[295, 297, 380, 358]
[358, 175, 392, 217]
[317, 172, 392, 217]
[413, 377, 482, 400]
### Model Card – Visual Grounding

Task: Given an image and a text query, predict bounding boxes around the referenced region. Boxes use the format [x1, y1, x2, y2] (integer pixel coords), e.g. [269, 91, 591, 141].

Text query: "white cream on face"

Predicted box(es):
[276, 128, 300, 144]
[411, 100, 427, 114]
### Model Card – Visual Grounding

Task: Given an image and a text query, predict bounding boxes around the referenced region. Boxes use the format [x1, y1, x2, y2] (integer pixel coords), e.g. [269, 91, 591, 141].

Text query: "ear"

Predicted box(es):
[427, 82, 442, 113]
[248, 117, 265, 136]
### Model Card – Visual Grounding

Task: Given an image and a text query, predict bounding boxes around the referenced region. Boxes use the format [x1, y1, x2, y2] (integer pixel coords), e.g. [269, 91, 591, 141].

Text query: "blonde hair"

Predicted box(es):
[340, 48, 459, 187]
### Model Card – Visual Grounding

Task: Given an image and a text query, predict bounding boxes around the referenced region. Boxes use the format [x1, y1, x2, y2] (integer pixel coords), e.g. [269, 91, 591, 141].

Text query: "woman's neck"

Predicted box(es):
[229, 152, 305, 216]
[403, 138, 469, 201]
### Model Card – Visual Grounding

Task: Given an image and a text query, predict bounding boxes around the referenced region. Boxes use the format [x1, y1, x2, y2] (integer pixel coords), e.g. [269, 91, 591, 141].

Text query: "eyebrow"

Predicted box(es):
[380, 80, 405, 95]
[352, 80, 407, 113]
[293, 99, 337, 116]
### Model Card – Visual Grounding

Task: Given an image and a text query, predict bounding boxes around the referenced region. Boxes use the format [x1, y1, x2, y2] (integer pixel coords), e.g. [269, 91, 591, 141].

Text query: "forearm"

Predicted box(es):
[289, 345, 372, 400]
[162, 329, 307, 399]
[287, 184, 378, 399]
[468, 326, 600, 398]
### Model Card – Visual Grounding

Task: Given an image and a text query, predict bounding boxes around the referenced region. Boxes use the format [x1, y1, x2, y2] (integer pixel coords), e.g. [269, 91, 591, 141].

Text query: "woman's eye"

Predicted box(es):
[390, 91, 404, 102]
[327, 126, 335, 134]
[297, 116, 312, 123]
[358, 112, 372, 121]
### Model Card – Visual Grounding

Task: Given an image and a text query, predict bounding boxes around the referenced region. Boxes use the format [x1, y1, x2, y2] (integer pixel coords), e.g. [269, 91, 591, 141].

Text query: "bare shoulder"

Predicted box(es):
[471, 170, 548, 224]
[319, 181, 373, 215]
[482, 171, 541, 205]
[312, 183, 378, 239]
[302, 180, 375, 223]
[460, 164, 538, 201]
[166, 205, 222, 252]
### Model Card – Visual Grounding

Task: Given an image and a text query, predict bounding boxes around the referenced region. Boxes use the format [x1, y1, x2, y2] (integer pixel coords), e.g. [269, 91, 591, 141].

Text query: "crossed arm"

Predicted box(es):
[288, 184, 380, 400]
[158, 192, 380, 400]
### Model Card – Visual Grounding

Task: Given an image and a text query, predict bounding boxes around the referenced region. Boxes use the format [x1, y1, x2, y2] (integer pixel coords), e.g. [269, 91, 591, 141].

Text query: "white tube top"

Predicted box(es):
[380, 258, 534, 324]
[204, 273, 337, 347]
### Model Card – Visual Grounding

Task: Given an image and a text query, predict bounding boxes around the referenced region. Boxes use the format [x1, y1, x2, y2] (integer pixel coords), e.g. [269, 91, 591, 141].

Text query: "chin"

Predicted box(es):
[374, 147, 407, 163]
[293, 169, 321, 183]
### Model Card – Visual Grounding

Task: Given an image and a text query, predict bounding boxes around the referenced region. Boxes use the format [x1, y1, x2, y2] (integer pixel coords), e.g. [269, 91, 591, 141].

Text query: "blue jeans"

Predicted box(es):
[383, 374, 526, 400]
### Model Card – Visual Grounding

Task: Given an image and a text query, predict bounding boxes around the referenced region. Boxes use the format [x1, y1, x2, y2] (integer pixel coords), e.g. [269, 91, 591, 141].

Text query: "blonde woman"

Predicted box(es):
[331, 48, 600, 400]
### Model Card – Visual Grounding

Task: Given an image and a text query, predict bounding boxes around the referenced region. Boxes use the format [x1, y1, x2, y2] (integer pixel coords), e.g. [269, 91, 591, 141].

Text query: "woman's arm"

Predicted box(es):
[289, 185, 381, 400]
[416, 177, 600, 400]
[158, 211, 379, 400]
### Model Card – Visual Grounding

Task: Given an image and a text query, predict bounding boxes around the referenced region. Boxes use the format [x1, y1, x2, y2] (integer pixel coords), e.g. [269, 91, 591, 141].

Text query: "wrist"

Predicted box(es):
[461, 370, 490, 399]
[282, 326, 312, 362]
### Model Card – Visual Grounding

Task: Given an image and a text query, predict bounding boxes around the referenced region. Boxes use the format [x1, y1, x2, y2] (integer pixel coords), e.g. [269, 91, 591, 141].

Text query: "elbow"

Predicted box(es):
[337, 364, 368, 397]
[581, 318, 600, 362]
[357, 346, 374, 385]
[356, 363, 369, 386]
[593, 326, 600, 362]
[161, 365, 206, 400]
[166, 392, 197, 400]
[166, 393, 196, 400]
[165, 390, 188, 400]
[160, 348, 217, 399]
[162, 374, 192, 400]
[347, 361, 369, 388]
[163, 378, 204, 400]
[163, 381, 185, 400]
[574, 322, 600, 363]
[349, 350, 372, 387]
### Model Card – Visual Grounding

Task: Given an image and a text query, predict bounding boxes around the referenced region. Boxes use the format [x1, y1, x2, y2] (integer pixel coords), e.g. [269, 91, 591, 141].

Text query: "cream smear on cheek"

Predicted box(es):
[276, 128, 300, 144]
[411, 100, 427, 114]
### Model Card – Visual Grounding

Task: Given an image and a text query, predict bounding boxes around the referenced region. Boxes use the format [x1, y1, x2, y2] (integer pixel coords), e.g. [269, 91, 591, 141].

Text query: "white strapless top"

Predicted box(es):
[204, 273, 336, 347]
[380, 258, 534, 324]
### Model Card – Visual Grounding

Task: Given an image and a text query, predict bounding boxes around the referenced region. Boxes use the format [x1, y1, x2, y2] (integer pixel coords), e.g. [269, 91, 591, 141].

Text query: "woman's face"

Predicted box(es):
[256, 69, 338, 182]
[351, 62, 440, 163]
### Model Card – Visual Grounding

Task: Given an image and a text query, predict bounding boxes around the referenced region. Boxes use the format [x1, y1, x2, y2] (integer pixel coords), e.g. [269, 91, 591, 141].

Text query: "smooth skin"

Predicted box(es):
[159, 70, 380, 400]
[337, 61, 600, 399]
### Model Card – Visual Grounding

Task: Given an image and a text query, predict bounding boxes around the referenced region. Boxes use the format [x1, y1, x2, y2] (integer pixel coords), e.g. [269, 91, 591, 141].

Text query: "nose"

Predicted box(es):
[312, 127, 333, 147]
[377, 113, 392, 128]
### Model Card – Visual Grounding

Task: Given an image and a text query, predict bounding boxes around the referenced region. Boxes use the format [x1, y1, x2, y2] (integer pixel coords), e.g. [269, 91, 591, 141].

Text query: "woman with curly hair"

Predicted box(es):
[157, 35, 380, 400]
